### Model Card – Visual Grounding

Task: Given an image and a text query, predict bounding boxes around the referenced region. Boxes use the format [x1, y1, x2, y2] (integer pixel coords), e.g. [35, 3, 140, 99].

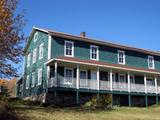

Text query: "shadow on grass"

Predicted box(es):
[15, 105, 114, 115]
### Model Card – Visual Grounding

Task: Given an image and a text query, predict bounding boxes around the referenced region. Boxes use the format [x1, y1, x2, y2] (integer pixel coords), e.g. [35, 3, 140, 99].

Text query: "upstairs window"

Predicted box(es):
[39, 43, 44, 59]
[33, 48, 37, 64]
[118, 50, 125, 64]
[34, 32, 38, 42]
[65, 41, 74, 57]
[90, 45, 99, 60]
[38, 68, 42, 86]
[31, 72, 35, 87]
[148, 56, 154, 69]
[26, 75, 29, 89]
[27, 53, 31, 67]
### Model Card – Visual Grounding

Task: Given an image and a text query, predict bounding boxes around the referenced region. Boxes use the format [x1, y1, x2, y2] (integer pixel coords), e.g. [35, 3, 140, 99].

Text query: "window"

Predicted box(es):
[130, 75, 135, 84]
[147, 78, 155, 86]
[27, 53, 31, 67]
[26, 75, 29, 89]
[148, 56, 154, 69]
[112, 73, 116, 82]
[31, 72, 35, 87]
[90, 45, 99, 60]
[38, 68, 42, 85]
[33, 48, 37, 63]
[118, 50, 125, 64]
[64, 68, 73, 84]
[91, 71, 97, 80]
[34, 32, 38, 42]
[65, 41, 74, 57]
[119, 74, 126, 83]
[39, 43, 44, 59]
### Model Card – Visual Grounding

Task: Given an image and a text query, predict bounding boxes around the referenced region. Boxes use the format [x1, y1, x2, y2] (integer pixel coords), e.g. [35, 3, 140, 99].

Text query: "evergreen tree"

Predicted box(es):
[0, 82, 10, 100]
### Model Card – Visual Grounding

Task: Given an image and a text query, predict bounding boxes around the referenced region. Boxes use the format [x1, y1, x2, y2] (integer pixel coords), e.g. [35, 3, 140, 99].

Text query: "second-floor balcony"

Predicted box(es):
[48, 77, 160, 94]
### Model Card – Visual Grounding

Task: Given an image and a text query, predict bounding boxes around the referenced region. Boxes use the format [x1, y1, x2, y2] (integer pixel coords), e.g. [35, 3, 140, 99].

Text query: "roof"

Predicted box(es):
[47, 56, 160, 75]
[24, 27, 160, 56]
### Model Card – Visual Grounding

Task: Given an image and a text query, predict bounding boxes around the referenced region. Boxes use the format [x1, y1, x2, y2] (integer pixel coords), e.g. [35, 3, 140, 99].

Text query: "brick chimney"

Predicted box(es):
[80, 32, 86, 37]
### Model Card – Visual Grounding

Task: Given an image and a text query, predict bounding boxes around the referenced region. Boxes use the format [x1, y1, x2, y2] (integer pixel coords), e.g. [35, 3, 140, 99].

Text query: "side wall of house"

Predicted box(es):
[23, 31, 48, 97]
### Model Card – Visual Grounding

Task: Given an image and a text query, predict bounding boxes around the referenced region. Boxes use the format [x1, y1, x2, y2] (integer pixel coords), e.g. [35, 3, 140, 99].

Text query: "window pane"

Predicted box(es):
[119, 75, 125, 83]
[91, 46, 98, 60]
[80, 71, 87, 79]
[65, 42, 73, 56]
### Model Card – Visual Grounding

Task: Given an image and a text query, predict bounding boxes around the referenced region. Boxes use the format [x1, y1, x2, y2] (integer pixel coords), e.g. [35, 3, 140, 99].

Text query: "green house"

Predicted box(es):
[19, 27, 160, 106]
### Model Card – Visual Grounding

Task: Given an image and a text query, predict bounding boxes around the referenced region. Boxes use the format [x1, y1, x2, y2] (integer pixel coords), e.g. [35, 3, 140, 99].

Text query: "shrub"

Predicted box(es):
[0, 99, 19, 120]
[82, 94, 111, 109]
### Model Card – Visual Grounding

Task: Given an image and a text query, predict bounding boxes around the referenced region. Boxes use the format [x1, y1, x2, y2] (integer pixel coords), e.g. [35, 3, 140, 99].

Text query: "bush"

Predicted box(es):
[82, 94, 111, 109]
[0, 99, 19, 120]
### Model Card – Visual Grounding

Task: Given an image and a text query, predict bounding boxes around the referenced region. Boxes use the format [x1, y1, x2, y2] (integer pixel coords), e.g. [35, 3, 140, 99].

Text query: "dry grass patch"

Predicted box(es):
[15, 106, 160, 120]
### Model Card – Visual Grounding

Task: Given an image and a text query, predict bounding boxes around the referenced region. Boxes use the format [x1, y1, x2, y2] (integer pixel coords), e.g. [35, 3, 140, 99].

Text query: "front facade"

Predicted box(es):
[22, 27, 160, 106]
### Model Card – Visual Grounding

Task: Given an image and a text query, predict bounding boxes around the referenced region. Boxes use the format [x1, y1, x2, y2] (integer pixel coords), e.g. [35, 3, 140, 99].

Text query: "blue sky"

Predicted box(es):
[16, 0, 160, 75]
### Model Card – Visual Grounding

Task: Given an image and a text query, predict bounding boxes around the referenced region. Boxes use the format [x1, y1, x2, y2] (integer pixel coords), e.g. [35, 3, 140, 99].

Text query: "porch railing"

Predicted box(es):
[130, 83, 145, 93]
[99, 80, 110, 90]
[48, 77, 157, 94]
[113, 82, 128, 92]
[147, 85, 156, 93]
[157, 86, 160, 94]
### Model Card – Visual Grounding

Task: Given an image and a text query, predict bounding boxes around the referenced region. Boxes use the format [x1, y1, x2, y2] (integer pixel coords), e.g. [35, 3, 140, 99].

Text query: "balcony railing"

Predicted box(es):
[48, 77, 158, 94]
[147, 85, 156, 93]
[130, 83, 145, 93]
[113, 82, 128, 92]
[158, 86, 160, 94]
[100, 80, 110, 90]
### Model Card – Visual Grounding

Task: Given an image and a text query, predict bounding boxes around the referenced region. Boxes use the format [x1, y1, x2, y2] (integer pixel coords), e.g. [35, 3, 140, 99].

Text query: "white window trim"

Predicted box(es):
[33, 48, 37, 64]
[64, 68, 74, 84]
[118, 50, 125, 65]
[64, 41, 74, 57]
[26, 75, 29, 89]
[27, 53, 31, 67]
[148, 55, 155, 69]
[34, 32, 38, 42]
[90, 45, 99, 61]
[31, 72, 36, 88]
[38, 68, 42, 86]
[39, 43, 44, 60]
[118, 74, 126, 83]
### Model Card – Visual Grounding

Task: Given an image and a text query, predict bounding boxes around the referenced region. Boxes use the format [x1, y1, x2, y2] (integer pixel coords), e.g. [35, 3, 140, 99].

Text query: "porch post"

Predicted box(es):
[156, 96, 159, 105]
[54, 62, 57, 97]
[55, 61, 57, 85]
[76, 91, 79, 104]
[145, 95, 148, 107]
[127, 72, 131, 92]
[47, 66, 50, 88]
[76, 65, 79, 89]
[97, 67, 100, 90]
[128, 94, 131, 107]
[155, 76, 158, 94]
[110, 69, 113, 91]
[144, 74, 147, 94]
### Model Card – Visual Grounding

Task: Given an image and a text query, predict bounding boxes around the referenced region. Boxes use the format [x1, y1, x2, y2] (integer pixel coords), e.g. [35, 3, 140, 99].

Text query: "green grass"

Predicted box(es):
[15, 105, 160, 120]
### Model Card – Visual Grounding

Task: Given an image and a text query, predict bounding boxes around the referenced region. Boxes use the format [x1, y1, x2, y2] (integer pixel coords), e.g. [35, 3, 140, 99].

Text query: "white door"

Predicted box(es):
[64, 68, 73, 85]
[80, 70, 87, 87]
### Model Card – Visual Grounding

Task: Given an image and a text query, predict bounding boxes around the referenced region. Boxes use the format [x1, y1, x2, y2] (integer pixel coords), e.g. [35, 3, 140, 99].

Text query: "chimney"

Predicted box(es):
[80, 32, 86, 37]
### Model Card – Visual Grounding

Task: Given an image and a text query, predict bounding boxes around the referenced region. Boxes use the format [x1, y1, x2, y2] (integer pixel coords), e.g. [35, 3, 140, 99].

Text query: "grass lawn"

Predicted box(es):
[15, 105, 160, 120]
